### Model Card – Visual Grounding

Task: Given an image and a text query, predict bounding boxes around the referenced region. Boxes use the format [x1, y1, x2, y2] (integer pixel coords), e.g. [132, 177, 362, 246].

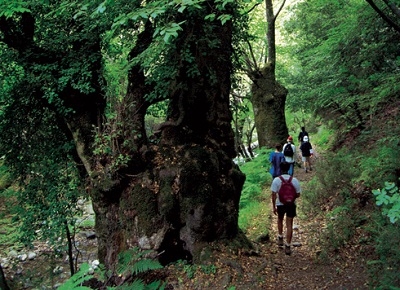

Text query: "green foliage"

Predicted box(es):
[174, 259, 217, 280]
[367, 213, 400, 289]
[116, 248, 163, 277]
[301, 149, 359, 214]
[324, 201, 357, 251]
[237, 148, 272, 238]
[359, 145, 400, 188]
[58, 263, 92, 290]
[373, 181, 400, 224]
[238, 148, 271, 210]
[59, 248, 165, 289]
[282, 0, 400, 130]
[0, 162, 12, 190]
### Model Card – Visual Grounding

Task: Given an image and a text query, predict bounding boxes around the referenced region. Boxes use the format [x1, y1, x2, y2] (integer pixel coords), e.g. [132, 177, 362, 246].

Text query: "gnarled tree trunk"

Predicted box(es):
[250, 64, 288, 148]
[85, 7, 247, 268]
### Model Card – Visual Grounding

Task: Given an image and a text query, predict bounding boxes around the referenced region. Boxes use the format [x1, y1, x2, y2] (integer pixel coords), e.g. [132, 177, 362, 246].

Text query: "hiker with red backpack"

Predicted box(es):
[271, 161, 301, 255]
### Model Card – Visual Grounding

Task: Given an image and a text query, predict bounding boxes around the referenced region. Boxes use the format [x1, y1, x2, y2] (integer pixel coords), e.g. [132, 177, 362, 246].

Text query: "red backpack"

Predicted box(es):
[278, 176, 297, 204]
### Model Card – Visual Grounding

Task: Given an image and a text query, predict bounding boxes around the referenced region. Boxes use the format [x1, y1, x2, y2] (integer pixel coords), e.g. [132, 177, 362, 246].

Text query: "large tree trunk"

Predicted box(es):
[246, 0, 289, 148]
[250, 64, 288, 148]
[0, 264, 10, 290]
[88, 8, 246, 268]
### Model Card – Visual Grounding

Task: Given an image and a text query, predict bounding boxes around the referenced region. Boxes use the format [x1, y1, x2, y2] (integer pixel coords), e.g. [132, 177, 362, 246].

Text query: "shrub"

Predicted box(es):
[238, 147, 272, 238]
[359, 145, 399, 188]
[367, 214, 400, 289]
[301, 149, 359, 214]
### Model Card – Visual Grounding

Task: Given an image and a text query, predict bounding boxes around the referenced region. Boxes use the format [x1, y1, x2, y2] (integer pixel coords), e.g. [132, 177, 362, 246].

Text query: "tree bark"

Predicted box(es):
[249, 0, 289, 148]
[250, 65, 288, 148]
[0, 264, 10, 290]
[91, 9, 246, 268]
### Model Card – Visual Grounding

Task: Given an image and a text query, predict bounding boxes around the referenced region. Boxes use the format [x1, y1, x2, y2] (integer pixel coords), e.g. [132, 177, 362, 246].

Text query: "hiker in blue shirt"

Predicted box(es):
[269, 143, 285, 178]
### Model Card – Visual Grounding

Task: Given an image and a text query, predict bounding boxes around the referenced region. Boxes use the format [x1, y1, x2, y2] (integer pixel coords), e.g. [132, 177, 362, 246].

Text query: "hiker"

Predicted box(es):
[299, 135, 313, 173]
[269, 143, 286, 178]
[298, 126, 309, 144]
[282, 136, 296, 176]
[271, 161, 301, 255]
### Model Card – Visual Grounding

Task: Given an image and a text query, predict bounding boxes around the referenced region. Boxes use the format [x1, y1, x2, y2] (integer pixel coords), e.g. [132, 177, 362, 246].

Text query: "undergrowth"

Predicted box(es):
[59, 247, 165, 289]
[238, 147, 272, 240]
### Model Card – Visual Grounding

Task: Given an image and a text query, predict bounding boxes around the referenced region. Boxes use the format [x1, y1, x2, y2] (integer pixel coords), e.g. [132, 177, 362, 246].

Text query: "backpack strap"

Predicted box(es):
[279, 176, 293, 183]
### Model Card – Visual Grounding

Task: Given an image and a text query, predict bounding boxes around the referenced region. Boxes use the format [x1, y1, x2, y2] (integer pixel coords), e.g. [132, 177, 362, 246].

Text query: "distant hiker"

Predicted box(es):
[269, 144, 286, 178]
[298, 126, 309, 144]
[271, 161, 301, 255]
[282, 136, 296, 175]
[299, 135, 313, 173]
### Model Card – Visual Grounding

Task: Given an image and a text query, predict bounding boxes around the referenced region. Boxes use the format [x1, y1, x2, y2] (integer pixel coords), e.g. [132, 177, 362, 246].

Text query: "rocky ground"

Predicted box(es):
[1, 154, 372, 289]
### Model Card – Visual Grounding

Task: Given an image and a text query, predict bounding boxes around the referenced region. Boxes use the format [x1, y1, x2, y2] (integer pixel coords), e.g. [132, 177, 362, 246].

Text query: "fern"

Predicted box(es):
[116, 248, 163, 276]
[132, 259, 163, 275]
[58, 263, 92, 290]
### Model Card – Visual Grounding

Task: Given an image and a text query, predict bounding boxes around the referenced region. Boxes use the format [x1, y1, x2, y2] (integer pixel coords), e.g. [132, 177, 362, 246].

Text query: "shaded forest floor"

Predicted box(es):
[163, 159, 371, 289]
[1, 155, 373, 289]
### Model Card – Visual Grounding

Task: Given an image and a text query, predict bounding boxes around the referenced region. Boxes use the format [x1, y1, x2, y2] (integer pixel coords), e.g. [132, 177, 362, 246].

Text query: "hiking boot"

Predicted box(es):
[285, 245, 291, 255]
[277, 236, 284, 247]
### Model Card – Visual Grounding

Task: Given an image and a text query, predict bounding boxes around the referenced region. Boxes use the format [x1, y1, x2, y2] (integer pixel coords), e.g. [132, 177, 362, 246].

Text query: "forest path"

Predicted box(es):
[166, 150, 370, 289]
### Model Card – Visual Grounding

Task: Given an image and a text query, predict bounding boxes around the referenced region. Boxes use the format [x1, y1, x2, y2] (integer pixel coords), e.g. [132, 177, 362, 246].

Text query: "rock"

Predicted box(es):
[53, 266, 63, 274]
[77, 199, 86, 206]
[85, 203, 94, 215]
[8, 250, 18, 258]
[85, 231, 96, 239]
[91, 259, 100, 269]
[1, 258, 9, 269]
[27, 252, 37, 260]
[138, 236, 151, 249]
[292, 242, 302, 247]
[18, 254, 27, 261]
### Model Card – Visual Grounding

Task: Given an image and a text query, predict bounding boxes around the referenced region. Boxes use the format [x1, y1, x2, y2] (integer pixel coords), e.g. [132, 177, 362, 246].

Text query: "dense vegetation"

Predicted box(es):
[1, 0, 400, 289]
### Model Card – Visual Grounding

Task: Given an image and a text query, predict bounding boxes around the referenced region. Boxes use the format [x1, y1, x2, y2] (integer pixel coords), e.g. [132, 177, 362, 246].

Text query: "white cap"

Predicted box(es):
[303, 136, 309, 141]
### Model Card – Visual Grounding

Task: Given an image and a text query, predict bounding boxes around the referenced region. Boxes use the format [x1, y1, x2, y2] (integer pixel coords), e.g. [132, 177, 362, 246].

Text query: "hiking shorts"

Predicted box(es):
[277, 204, 297, 218]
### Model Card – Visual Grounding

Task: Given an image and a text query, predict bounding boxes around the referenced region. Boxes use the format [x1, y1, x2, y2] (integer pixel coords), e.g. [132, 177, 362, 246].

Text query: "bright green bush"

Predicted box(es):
[238, 148, 271, 210]
[373, 181, 400, 224]
[238, 147, 272, 238]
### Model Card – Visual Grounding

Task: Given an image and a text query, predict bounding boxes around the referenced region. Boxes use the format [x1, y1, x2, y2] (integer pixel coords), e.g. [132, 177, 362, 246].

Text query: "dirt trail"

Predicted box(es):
[165, 155, 370, 289]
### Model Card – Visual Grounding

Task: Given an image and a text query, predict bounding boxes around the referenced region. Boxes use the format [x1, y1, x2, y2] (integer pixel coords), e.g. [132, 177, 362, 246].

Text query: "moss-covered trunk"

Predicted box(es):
[89, 6, 247, 268]
[250, 65, 288, 148]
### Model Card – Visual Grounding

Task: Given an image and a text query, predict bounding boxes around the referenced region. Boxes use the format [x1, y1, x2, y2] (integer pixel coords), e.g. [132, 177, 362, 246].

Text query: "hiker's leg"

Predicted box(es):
[285, 204, 297, 245]
[302, 156, 307, 172]
[286, 216, 294, 244]
[278, 216, 284, 236]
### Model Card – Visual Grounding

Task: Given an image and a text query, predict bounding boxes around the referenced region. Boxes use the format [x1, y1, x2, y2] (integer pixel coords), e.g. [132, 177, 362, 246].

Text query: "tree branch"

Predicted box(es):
[365, 0, 400, 33]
